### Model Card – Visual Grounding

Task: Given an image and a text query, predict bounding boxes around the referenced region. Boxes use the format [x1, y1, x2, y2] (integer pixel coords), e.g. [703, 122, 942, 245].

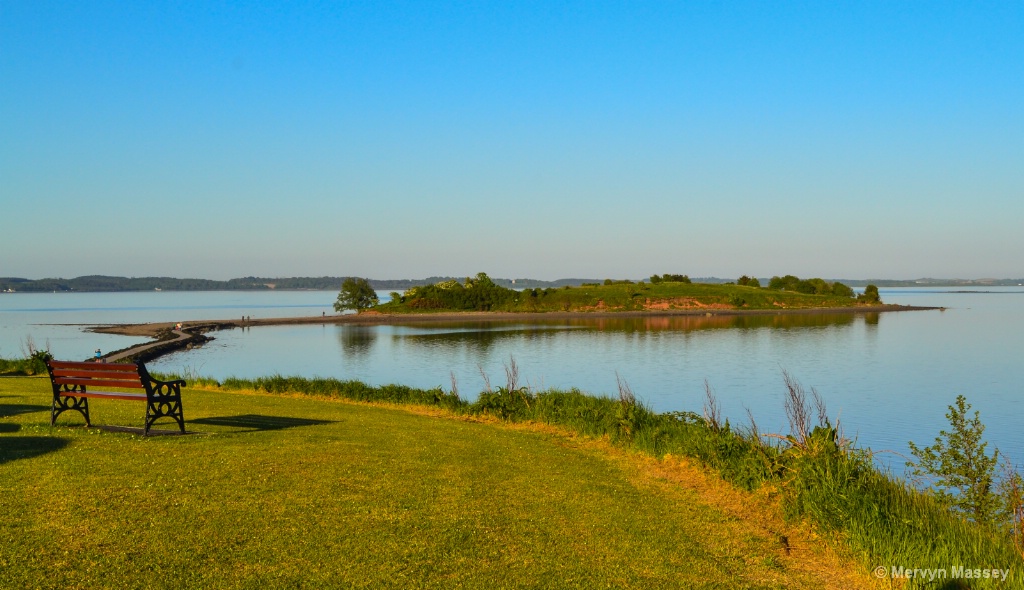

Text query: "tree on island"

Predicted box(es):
[650, 274, 690, 284]
[334, 278, 379, 313]
[737, 275, 761, 288]
[857, 284, 880, 303]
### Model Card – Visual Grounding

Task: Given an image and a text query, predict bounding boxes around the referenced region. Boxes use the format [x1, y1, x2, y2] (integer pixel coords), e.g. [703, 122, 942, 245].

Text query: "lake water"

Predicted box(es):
[2, 288, 1022, 468]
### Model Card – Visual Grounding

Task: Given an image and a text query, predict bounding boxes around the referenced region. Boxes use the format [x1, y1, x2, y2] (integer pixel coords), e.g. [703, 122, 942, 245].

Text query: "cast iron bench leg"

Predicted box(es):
[52, 393, 91, 427]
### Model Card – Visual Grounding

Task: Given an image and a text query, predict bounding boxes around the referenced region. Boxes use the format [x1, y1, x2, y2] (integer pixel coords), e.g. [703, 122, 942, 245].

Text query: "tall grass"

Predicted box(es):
[165, 369, 1023, 586]
[0, 338, 51, 376]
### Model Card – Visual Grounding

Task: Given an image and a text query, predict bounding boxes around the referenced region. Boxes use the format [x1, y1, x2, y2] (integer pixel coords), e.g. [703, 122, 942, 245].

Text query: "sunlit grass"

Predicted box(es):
[165, 373, 1024, 588]
[0, 376, 867, 589]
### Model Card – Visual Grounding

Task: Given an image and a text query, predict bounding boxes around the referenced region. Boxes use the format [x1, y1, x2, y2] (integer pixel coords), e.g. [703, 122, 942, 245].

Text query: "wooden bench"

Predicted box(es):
[45, 359, 187, 435]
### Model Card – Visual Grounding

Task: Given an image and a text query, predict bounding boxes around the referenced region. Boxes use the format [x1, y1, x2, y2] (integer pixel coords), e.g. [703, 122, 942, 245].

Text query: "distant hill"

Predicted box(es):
[0, 275, 603, 293]
[835, 278, 1024, 287]
[2, 275, 1021, 293]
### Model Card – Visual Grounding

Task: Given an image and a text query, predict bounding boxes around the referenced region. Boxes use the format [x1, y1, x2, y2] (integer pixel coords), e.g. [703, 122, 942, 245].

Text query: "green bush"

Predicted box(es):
[0, 349, 51, 376]
[908, 395, 1001, 522]
[857, 284, 881, 304]
[766, 275, 856, 298]
[737, 275, 761, 288]
[396, 273, 517, 311]
[831, 282, 854, 297]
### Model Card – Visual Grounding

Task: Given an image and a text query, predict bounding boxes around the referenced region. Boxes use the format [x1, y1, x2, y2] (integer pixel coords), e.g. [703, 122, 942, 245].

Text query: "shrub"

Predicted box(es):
[831, 282, 854, 297]
[737, 275, 761, 288]
[398, 273, 517, 311]
[768, 275, 799, 291]
[908, 395, 1001, 522]
[857, 284, 881, 304]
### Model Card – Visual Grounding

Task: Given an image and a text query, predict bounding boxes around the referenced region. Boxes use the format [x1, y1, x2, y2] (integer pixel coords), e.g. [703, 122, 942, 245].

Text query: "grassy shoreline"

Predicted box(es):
[2, 374, 875, 589]
[5, 344, 1018, 587]
[174, 372, 1024, 588]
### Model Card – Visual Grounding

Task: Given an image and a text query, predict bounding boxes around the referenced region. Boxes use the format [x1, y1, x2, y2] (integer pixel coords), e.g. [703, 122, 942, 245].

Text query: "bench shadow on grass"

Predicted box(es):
[190, 414, 336, 433]
[0, 427, 71, 465]
[0, 402, 51, 419]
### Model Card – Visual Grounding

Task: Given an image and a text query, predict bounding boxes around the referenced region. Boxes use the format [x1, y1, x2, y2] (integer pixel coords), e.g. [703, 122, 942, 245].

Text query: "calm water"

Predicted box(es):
[0, 290, 339, 360]
[2, 288, 1022, 466]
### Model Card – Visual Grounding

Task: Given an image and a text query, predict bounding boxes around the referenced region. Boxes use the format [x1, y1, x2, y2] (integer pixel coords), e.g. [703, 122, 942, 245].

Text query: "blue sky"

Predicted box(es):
[2, 1, 1021, 280]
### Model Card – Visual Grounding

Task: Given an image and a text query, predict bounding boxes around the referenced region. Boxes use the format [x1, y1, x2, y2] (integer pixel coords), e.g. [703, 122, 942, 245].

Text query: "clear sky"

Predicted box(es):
[2, 1, 1021, 281]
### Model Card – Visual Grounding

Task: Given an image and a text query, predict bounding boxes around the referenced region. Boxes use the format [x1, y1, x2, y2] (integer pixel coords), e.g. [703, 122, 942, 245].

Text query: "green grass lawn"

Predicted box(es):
[0, 377, 871, 589]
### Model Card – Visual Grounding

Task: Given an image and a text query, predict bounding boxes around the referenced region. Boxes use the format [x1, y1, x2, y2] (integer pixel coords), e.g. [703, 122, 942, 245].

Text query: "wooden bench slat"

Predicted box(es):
[51, 369, 144, 380]
[58, 391, 147, 401]
[48, 360, 139, 371]
[54, 377, 146, 389]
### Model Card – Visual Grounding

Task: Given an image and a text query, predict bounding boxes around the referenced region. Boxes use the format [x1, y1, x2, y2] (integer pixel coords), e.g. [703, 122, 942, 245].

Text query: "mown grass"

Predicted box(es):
[378, 280, 875, 314]
[1, 376, 873, 590]
[173, 373, 1024, 589]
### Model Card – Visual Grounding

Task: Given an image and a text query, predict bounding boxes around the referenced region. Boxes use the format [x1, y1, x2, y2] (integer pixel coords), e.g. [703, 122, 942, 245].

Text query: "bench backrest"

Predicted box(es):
[47, 360, 145, 390]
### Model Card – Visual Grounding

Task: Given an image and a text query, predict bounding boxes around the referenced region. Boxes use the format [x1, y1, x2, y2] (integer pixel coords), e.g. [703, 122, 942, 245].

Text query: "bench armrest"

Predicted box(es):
[157, 378, 187, 387]
[147, 376, 187, 395]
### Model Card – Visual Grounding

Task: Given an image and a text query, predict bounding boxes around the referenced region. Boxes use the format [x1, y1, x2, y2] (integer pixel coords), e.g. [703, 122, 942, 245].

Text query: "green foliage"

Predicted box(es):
[857, 284, 881, 303]
[908, 395, 1001, 522]
[803, 278, 829, 294]
[386, 272, 518, 312]
[831, 282, 854, 297]
[472, 386, 534, 419]
[660, 274, 691, 283]
[0, 339, 52, 376]
[768, 275, 795, 290]
[0, 351, 51, 376]
[649, 274, 663, 284]
[737, 275, 761, 288]
[333, 277, 379, 313]
[766, 275, 858, 299]
[378, 274, 883, 314]
[218, 374, 466, 410]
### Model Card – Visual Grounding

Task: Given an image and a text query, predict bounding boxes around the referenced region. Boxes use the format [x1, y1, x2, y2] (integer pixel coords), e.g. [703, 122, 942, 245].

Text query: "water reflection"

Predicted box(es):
[336, 325, 377, 357]
[562, 313, 864, 332]
[332, 315, 879, 386]
[381, 312, 867, 353]
[390, 325, 584, 354]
